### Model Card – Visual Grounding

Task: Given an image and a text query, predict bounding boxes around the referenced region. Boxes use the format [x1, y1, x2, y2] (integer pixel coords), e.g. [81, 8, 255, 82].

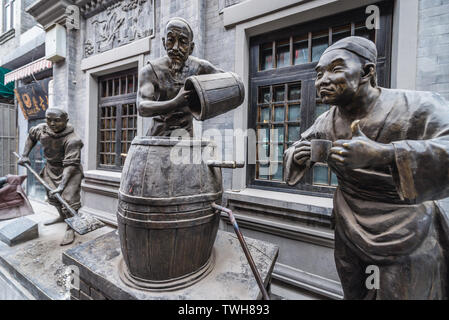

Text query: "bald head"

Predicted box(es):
[46, 108, 68, 133]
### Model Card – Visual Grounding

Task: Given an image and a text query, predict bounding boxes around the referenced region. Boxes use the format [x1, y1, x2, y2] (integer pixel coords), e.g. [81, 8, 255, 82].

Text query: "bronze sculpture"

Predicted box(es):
[0, 175, 34, 220]
[116, 18, 246, 291]
[284, 36, 449, 299]
[18, 108, 84, 246]
[137, 17, 223, 136]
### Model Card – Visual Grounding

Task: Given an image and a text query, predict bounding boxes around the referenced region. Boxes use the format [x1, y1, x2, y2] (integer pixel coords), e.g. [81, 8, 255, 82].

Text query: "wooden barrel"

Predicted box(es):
[185, 72, 245, 121]
[117, 136, 222, 290]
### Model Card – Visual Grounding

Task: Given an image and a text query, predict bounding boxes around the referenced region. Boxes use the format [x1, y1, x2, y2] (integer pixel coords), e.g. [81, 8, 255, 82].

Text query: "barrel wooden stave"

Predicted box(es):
[117, 137, 221, 284]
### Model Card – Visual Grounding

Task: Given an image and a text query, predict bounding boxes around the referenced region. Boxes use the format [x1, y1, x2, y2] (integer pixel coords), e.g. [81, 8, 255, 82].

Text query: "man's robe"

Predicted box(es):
[28, 123, 84, 214]
[284, 88, 449, 299]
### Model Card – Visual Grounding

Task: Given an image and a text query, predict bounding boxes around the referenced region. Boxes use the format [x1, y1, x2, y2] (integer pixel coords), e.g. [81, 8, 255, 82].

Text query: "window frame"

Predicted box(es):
[97, 68, 138, 172]
[247, 1, 393, 197]
[2, 0, 14, 33]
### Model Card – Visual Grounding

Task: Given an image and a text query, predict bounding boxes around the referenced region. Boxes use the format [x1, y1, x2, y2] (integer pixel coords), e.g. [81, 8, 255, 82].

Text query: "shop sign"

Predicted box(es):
[14, 78, 51, 120]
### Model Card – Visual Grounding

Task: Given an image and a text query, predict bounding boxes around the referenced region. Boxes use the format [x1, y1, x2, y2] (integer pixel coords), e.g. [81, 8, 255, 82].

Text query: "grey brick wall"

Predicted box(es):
[416, 0, 449, 100]
[203, 0, 240, 190]
[20, 0, 38, 34]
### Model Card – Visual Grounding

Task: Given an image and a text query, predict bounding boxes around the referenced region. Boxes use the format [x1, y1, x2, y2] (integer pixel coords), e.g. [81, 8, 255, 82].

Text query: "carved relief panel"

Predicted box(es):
[84, 0, 155, 58]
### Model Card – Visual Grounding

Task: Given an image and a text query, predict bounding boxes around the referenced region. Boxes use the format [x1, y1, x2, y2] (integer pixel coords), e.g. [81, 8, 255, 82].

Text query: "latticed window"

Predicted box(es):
[256, 82, 301, 182]
[98, 68, 138, 170]
[249, 2, 393, 196]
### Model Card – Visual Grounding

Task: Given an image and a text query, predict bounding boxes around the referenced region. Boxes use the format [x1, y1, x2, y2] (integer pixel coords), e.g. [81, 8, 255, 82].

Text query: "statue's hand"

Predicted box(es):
[174, 87, 192, 107]
[290, 140, 312, 166]
[49, 186, 64, 197]
[329, 120, 394, 169]
[17, 156, 31, 166]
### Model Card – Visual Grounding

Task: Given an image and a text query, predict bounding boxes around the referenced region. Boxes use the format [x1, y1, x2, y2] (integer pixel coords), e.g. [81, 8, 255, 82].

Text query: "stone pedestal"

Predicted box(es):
[63, 230, 279, 300]
[0, 203, 114, 300]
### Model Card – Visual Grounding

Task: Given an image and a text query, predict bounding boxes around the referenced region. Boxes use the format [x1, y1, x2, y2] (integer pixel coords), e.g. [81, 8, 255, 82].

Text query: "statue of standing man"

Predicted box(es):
[18, 108, 83, 246]
[137, 17, 223, 136]
[284, 36, 449, 299]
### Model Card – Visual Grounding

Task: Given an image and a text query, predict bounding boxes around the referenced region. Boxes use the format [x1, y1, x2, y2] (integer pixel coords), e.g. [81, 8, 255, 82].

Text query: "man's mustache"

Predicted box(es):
[168, 50, 185, 59]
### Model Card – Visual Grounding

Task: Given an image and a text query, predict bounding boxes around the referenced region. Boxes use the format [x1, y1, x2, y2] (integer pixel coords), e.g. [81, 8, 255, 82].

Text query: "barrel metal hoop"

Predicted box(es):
[131, 136, 214, 147]
[118, 202, 212, 217]
[118, 190, 222, 206]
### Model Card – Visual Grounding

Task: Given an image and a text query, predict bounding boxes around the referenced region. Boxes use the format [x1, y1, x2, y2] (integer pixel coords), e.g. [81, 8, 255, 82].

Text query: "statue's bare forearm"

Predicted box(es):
[138, 87, 190, 117]
[138, 98, 183, 117]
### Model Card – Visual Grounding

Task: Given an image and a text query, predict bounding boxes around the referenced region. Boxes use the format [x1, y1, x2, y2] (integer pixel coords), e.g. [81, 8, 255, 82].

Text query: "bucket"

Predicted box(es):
[185, 72, 245, 121]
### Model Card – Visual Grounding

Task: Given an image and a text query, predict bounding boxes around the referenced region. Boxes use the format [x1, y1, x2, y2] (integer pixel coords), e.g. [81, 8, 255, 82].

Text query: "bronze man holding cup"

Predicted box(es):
[284, 36, 449, 299]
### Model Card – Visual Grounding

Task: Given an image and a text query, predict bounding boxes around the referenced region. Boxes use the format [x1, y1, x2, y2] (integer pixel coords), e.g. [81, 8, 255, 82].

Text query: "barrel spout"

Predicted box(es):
[207, 160, 244, 169]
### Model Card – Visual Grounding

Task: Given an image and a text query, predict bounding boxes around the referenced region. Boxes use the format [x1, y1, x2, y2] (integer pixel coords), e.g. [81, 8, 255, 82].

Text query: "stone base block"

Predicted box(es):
[0, 217, 38, 246]
[63, 230, 279, 300]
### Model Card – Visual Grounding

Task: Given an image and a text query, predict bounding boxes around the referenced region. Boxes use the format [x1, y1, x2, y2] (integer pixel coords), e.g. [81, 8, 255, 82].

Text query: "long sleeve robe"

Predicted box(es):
[28, 123, 84, 212]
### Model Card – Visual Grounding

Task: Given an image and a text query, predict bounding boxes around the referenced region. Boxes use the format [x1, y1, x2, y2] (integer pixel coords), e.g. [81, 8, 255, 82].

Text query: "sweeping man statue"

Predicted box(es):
[18, 108, 84, 246]
[284, 36, 449, 299]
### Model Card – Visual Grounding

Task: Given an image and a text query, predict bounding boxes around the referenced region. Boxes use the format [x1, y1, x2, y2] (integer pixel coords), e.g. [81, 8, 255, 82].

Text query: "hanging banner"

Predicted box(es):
[14, 78, 51, 120]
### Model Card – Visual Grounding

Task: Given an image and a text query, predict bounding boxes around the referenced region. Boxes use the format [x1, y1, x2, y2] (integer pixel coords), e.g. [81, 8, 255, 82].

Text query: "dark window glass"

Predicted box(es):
[276, 39, 290, 68]
[293, 35, 309, 65]
[354, 22, 376, 42]
[312, 30, 329, 62]
[260, 43, 273, 71]
[332, 24, 351, 44]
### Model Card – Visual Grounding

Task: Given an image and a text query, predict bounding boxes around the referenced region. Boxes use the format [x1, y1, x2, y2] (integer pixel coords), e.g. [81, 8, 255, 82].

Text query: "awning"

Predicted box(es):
[0, 67, 14, 98]
[4, 58, 52, 85]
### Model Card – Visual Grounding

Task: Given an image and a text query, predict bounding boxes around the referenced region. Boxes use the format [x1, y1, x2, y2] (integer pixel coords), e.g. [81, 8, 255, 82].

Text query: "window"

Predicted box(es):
[248, 2, 393, 196]
[98, 68, 138, 171]
[3, 0, 14, 32]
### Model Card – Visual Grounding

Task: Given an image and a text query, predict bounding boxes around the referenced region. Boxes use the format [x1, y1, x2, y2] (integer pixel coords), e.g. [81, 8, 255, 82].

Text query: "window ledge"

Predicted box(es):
[83, 170, 121, 183]
[0, 29, 15, 45]
[224, 188, 333, 217]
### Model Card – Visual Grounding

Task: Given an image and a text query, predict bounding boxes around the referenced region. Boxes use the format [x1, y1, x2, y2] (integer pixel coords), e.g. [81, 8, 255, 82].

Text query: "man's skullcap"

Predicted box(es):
[165, 17, 193, 40]
[322, 36, 377, 63]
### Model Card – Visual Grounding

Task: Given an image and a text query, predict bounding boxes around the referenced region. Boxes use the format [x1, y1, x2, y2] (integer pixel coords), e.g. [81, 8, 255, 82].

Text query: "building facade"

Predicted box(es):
[4, 0, 449, 299]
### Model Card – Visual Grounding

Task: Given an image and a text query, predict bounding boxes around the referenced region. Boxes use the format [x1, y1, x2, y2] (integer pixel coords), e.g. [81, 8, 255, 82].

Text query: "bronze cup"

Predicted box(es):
[311, 139, 332, 163]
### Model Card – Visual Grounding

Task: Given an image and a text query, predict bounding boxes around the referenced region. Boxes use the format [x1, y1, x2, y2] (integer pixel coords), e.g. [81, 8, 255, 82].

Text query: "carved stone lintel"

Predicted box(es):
[83, 0, 154, 57]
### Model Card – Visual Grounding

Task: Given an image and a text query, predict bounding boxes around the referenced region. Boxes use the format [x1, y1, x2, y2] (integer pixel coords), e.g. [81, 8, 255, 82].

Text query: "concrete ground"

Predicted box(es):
[0, 200, 321, 300]
[0, 200, 113, 299]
